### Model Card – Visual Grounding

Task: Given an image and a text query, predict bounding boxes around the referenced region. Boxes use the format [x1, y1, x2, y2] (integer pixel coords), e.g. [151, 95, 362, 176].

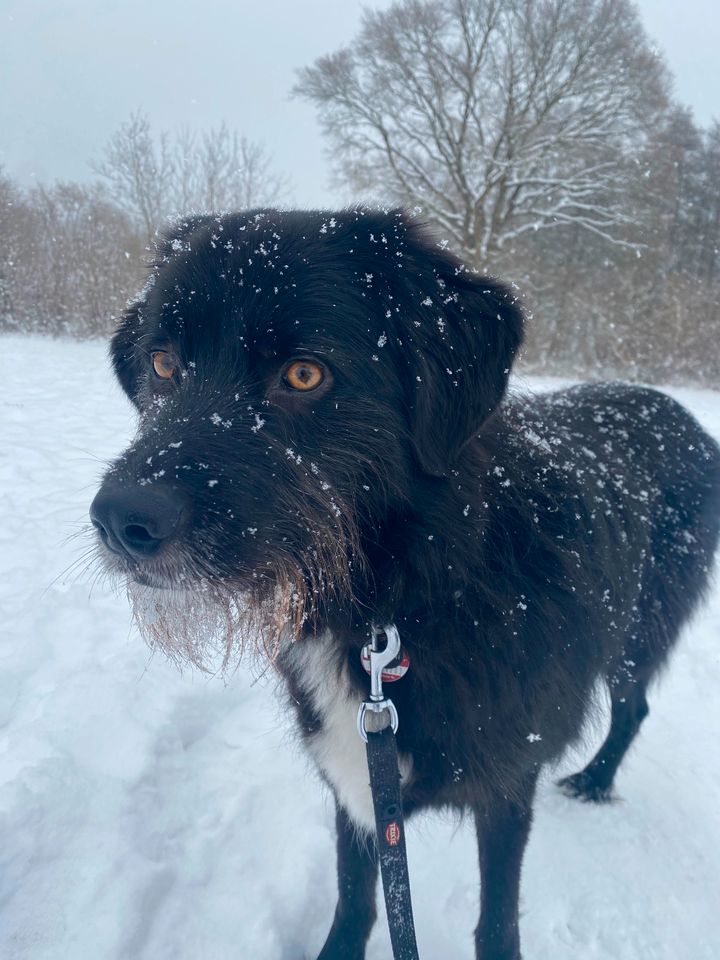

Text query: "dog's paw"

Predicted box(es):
[557, 771, 615, 803]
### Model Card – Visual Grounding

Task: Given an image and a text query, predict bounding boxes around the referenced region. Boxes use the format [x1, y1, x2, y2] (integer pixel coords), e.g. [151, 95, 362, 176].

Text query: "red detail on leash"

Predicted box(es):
[361, 645, 410, 682]
[385, 822, 401, 847]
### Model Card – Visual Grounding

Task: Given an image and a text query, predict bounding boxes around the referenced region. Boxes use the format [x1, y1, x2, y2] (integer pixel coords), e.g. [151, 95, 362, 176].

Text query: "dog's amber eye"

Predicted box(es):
[284, 360, 324, 392]
[152, 351, 177, 380]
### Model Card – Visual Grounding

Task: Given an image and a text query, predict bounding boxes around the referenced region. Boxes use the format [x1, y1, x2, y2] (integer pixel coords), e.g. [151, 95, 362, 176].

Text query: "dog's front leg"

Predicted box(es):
[316, 801, 378, 960]
[474, 774, 538, 960]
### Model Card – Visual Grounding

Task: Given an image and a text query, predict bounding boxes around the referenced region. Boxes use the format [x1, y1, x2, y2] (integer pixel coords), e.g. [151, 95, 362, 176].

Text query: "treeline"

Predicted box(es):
[1, 175, 142, 339]
[514, 109, 720, 384]
[0, 115, 288, 339]
[2, 0, 719, 385]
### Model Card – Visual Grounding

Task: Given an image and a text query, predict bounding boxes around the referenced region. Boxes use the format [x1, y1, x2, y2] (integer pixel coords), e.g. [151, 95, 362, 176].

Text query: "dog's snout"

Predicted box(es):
[90, 485, 186, 560]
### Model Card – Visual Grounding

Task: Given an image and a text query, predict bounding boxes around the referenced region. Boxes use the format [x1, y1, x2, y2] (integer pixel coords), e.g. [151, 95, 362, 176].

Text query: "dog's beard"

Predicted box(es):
[122, 524, 359, 673]
[95, 471, 364, 672]
[125, 570, 307, 672]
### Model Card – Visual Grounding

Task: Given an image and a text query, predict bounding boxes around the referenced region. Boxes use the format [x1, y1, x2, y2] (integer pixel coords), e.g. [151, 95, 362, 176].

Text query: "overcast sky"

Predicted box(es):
[2, 0, 718, 208]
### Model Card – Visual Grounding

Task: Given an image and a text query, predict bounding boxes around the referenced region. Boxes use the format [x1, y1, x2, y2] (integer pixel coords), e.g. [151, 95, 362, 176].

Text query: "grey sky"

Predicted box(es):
[2, 0, 718, 209]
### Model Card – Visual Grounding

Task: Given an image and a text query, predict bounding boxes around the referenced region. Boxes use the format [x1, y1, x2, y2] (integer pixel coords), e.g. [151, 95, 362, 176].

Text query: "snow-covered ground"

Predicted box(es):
[1, 334, 718, 960]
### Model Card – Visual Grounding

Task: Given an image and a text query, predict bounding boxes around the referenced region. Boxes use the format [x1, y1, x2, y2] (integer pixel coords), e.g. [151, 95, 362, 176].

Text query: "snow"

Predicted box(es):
[1, 335, 719, 959]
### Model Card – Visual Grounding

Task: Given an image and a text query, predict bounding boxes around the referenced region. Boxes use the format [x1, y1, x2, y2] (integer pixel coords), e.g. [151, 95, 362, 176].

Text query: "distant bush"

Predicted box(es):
[0, 114, 289, 340]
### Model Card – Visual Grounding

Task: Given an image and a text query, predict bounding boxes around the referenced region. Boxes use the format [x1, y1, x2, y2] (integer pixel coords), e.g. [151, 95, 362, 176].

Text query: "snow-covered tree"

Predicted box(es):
[295, 0, 669, 265]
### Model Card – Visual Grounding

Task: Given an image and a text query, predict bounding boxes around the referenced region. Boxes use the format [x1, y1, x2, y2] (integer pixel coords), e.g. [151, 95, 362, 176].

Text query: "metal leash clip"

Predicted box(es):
[357, 624, 401, 742]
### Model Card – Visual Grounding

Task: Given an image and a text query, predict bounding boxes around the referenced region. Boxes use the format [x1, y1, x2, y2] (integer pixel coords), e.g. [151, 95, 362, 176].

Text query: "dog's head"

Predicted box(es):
[91, 208, 523, 664]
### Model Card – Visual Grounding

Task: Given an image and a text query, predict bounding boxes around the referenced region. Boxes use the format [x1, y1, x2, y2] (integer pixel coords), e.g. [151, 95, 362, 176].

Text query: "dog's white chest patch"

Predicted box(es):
[286, 633, 413, 833]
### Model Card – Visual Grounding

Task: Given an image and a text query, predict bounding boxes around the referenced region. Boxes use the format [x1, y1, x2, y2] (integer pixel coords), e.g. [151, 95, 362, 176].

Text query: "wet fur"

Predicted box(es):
[96, 208, 720, 960]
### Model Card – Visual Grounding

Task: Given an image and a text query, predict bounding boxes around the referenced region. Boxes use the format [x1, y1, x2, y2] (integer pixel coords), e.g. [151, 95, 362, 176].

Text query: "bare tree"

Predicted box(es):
[295, 0, 669, 264]
[173, 123, 290, 211]
[93, 112, 174, 243]
[95, 113, 290, 241]
[173, 127, 199, 214]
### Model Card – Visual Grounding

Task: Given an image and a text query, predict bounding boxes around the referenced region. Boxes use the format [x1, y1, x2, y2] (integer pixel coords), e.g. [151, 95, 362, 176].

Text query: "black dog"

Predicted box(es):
[91, 209, 720, 960]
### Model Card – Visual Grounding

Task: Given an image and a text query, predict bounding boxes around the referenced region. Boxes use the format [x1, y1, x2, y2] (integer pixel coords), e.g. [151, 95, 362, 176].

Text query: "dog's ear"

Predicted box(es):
[397, 221, 524, 476]
[110, 301, 143, 407]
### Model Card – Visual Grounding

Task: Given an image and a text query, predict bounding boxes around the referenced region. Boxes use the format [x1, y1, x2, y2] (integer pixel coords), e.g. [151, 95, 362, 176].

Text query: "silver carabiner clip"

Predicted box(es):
[357, 624, 401, 742]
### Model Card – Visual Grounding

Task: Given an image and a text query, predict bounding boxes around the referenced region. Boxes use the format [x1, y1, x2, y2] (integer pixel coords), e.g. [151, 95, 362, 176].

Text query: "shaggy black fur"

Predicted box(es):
[91, 208, 720, 960]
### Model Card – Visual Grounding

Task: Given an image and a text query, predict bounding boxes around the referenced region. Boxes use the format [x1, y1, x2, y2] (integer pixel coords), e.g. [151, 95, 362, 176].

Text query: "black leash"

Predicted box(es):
[366, 727, 420, 959]
[358, 625, 420, 960]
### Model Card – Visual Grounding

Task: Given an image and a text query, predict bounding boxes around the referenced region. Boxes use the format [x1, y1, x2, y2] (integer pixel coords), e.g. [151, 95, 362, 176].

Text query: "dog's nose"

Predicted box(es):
[90, 485, 186, 560]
